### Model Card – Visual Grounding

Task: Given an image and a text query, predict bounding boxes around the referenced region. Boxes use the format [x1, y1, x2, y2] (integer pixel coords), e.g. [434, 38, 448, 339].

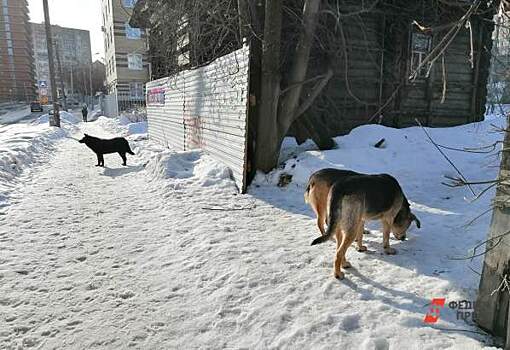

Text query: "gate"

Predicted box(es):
[101, 93, 119, 118]
[145, 45, 250, 192]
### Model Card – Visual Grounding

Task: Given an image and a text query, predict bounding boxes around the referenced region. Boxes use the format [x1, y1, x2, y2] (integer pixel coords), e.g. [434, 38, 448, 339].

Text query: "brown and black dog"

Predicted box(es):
[306, 169, 420, 279]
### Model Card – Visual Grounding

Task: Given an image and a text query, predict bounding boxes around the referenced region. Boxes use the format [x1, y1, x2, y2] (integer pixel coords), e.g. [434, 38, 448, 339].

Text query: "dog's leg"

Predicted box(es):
[119, 152, 127, 166]
[317, 204, 327, 236]
[333, 228, 345, 279]
[342, 238, 352, 269]
[96, 154, 101, 167]
[99, 154, 105, 167]
[382, 220, 396, 255]
[356, 220, 368, 252]
[334, 228, 357, 279]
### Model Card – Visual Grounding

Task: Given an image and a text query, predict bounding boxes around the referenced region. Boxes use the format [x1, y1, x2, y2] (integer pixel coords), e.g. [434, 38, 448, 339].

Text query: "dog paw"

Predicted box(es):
[342, 261, 352, 268]
[356, 245, 368, 252]
[384, 247, 397, 255]
[334, 271, 345, 280]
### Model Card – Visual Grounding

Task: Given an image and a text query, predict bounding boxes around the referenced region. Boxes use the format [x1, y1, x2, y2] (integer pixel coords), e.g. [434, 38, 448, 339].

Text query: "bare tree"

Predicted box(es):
[255, 0, 333, 171]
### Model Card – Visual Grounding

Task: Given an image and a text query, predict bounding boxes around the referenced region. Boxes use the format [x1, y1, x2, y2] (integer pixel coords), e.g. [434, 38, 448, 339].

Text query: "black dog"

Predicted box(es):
[79, 133, 134, 167]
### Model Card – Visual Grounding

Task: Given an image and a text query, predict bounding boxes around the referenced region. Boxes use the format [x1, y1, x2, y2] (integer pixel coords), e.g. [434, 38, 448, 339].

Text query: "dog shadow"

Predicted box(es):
[101, 165, 143, 177]
[339, 268, 488, 342]
[342, 267, 430, 314]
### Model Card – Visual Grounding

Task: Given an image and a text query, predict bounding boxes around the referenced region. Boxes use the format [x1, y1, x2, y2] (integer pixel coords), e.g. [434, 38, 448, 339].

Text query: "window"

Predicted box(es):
[125, 23, 141, 39]
[123, 0, 137, 8]
[127, 53, 143, 70]
[129, 82, 143, 98]
[409, 30, 432, 79]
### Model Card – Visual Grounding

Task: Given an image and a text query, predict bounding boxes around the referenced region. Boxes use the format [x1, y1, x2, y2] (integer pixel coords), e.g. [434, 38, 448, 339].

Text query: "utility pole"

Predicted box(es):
[55, 41, 67, 111]
[42, 0, 60, 127]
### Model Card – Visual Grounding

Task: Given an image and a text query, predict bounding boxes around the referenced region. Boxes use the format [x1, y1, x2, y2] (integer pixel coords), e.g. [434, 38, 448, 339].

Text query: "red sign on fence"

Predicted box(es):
[147, 87, 165, 105]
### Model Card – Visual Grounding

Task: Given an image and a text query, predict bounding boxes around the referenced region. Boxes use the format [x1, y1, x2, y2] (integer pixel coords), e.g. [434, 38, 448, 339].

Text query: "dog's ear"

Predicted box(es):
[84, 133, 89, 137]
[411, 213, 421, 229]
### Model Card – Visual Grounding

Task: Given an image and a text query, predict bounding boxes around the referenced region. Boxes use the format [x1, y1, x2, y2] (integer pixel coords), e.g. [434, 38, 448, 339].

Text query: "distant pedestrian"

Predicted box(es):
[82, 105, 88, 123]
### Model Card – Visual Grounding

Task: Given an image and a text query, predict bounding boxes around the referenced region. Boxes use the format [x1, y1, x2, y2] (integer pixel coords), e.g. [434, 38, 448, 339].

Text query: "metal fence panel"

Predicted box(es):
[145, 45, 250, 192]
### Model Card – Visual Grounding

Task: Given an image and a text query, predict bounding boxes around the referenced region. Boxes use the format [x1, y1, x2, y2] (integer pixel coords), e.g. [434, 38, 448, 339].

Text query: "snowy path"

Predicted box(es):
[0, 121, 498, 349]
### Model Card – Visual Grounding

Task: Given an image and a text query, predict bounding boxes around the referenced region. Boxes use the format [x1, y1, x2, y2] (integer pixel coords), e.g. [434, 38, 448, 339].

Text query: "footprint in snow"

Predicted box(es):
[118, 291, 135, 299]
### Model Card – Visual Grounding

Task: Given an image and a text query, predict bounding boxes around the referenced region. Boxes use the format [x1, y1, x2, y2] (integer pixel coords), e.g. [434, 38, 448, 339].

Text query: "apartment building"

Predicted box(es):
[0, 0, 35, 103]
[31, 23, 92, 100]
[101, 0, 149, 106]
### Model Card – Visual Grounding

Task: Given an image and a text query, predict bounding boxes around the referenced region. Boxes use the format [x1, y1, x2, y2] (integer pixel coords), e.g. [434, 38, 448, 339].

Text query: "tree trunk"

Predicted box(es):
[254, 0, 327, 173]
[277, 0, 322, 133]
[254, 0, 282, 172]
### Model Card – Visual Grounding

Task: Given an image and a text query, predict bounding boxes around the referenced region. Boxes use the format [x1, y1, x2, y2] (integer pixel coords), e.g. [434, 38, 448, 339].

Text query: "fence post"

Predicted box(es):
[475, 115, 510, 345]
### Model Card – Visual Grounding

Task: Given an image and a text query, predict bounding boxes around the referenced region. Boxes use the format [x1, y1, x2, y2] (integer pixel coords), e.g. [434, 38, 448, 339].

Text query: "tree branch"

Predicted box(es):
[293, 67, 334, 122]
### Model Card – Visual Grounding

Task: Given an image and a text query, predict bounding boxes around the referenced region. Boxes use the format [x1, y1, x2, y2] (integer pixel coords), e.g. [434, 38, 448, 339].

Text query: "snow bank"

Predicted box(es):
[88, 108, 102, 122]
[257, 119, 505, 190]
[93, 116, 148, 140]
[0, 113, 82, 209]
[139, 147, 237, 192]
[278, 137, 317, 164]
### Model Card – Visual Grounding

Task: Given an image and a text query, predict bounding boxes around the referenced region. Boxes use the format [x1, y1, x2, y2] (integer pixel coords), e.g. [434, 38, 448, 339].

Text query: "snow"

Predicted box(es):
[87, 106, 102, 122]
[34, 111, 82, 126]
[0, 112, 507, 349]
[0, 106, 31, 124]
[0, 112, 81, 209]
[93, 116, 148, 140]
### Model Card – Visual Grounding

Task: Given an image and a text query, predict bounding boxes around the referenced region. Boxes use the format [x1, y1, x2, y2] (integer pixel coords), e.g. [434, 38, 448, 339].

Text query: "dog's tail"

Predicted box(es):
[126, 143, 135, 155]
[311, 193, 341, 246]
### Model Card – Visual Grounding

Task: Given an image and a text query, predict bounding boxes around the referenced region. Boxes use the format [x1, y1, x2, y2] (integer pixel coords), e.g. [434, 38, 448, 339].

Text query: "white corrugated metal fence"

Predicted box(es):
[145, 45, 250, 192]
